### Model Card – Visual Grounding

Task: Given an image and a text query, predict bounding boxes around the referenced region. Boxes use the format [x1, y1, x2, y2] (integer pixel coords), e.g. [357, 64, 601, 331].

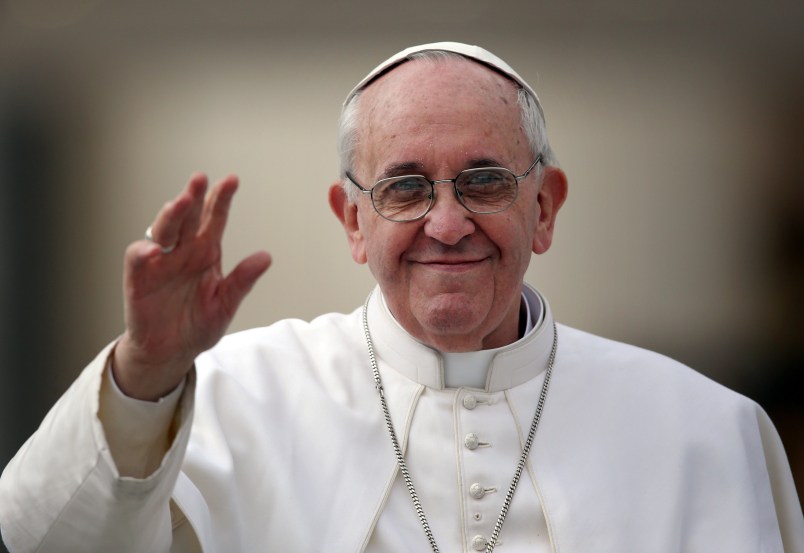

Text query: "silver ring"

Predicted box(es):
[144, 225, 176, 254]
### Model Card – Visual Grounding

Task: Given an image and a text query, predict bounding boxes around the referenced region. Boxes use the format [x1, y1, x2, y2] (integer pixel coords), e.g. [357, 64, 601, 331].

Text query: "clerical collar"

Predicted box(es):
[440, 291, 543, 388]
[373, 285, 552, 391]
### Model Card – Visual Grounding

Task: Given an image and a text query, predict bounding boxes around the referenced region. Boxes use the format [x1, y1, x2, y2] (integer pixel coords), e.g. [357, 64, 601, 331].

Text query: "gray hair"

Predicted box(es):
[338, 50, 557, 201]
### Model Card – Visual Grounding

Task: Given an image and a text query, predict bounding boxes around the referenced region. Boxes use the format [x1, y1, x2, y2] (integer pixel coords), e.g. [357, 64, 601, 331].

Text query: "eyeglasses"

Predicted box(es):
[345, 154, 543, 222]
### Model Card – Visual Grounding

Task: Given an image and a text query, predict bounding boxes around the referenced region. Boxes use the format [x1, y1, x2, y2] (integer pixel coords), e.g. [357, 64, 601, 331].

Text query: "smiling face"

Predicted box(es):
[330, 57, 567, 352]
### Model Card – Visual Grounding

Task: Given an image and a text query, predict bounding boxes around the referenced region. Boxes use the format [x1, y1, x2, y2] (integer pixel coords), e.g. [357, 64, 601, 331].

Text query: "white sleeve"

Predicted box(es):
[755, 406, 804, 552]
[100, 357, 186, 478]
[0, 342, 197, 553]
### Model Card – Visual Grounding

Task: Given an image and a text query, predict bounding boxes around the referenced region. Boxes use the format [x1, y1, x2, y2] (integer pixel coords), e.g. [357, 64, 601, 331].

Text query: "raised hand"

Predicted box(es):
[112, 174, 271, 400]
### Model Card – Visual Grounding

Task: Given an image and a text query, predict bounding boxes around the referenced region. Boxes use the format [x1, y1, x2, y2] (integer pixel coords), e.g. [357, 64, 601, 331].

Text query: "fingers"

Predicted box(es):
[123, 239, 176, 299]
[148, 173, 209, 251]
[176, 174, 209, 248]
[198, 175, 239, 244]
[131, 172, 253, 282]
[217, 251, 272, 317]
[145, 173, 238, 257]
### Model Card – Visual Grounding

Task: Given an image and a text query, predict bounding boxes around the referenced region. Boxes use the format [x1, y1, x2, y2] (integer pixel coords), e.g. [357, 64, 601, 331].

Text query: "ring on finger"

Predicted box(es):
[144, 225, 177, 254]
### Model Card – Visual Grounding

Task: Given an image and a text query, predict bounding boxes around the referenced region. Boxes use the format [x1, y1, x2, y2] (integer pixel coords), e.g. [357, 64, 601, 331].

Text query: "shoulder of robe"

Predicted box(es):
[192, 307, 367, 394]
[554, 323, 758, 414]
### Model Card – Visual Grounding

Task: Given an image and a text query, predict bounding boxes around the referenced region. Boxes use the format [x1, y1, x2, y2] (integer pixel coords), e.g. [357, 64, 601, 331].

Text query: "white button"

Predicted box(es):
[465, 433, 480, 450]
[469, 483, 486, 498]
[463, 395, 478, 409]
[472, 535, 488, 551]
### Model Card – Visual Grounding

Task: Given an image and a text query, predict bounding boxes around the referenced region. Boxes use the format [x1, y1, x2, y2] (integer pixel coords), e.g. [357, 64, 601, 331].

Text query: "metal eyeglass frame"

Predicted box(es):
[345, 153, 543, 222]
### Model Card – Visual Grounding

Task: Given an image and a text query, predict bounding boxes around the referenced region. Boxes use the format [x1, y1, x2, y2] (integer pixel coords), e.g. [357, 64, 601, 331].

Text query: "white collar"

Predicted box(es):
[367, 284, 555, 392]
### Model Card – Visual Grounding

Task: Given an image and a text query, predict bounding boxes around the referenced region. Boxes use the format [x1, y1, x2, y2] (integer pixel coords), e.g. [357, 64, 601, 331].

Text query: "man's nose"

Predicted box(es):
[422, 183, 475, 245]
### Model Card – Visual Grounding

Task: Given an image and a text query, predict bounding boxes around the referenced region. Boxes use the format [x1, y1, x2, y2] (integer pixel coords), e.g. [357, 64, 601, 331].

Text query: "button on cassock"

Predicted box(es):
[472, 535, 488, 550]
[464, 433, 480, 450]
[469, 483, 486, 499]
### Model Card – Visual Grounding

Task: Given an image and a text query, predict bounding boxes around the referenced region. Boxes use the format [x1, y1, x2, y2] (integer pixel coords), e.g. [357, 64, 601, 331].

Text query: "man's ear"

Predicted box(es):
[532, 167, 568, 255]
[329, 181, 368, 264]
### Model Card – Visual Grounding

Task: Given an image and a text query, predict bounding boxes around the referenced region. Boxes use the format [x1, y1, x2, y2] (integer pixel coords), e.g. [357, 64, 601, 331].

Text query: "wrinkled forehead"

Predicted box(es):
[353, 59, 530, 174]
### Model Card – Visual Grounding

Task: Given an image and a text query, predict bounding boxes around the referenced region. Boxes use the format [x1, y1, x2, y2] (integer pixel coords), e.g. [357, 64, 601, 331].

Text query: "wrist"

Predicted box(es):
[112, 337, 194, 401]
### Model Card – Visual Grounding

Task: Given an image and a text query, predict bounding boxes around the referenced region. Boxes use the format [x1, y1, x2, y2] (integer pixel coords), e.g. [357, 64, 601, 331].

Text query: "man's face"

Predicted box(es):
[332, 58, 565, 352]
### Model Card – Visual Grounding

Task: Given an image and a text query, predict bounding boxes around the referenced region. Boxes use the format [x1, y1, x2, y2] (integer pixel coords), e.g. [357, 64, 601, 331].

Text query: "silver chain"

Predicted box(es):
[361, 293, 558, 553]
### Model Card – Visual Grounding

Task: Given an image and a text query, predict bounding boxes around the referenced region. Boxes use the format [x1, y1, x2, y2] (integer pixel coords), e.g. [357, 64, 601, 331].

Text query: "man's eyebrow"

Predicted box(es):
[379, 158, 507, 180]
[379, 162, 425, 180]
[466, 157, 505, 169]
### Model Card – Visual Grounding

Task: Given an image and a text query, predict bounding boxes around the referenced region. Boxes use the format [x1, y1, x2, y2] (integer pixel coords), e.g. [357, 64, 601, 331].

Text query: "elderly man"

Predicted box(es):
[0, 42, 801, 553]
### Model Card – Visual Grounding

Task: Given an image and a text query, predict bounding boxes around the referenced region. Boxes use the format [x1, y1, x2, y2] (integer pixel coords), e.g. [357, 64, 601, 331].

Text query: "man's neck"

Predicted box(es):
[441, 290, 541, 388]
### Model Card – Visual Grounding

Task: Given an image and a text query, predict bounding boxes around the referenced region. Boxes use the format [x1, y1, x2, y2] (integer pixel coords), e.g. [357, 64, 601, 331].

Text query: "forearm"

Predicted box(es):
[0, 342, 196, 553]
[100, 352, 187, 478]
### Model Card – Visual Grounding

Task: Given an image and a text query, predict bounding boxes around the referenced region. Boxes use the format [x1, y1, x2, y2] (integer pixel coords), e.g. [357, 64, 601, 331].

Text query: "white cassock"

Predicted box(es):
[0, 285, 801, 553]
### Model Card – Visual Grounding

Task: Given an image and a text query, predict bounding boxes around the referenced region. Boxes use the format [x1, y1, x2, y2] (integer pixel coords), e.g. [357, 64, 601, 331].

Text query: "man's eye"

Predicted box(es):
[388, 178, 428, 193]
[465, 171, 506, 186]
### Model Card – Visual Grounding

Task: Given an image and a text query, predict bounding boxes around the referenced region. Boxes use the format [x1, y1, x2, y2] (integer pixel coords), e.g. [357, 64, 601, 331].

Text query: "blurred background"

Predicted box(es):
[0, 0, 801, 523]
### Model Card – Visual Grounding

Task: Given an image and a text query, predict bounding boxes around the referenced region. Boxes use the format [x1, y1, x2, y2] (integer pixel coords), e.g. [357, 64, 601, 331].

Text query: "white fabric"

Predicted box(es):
[1, 285, 802, 553]
[0, 341, 197, 553]
[366, 285, 555, 552]
[344, 42, 543, 111]
[439, 289, 540, 389]
[100, 362, 185, 478]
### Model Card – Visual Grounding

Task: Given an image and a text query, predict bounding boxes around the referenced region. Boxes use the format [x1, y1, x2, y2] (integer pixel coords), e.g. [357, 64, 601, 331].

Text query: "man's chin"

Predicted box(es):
[412, 292, 488, 335]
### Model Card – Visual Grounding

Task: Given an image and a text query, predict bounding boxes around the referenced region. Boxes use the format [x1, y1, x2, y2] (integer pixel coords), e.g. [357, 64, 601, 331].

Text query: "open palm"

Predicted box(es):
[113, 174, 271, 400]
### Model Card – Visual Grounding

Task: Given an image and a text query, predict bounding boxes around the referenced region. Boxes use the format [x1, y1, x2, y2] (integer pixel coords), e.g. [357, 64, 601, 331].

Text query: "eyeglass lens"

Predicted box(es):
[372, 168, 518, 221]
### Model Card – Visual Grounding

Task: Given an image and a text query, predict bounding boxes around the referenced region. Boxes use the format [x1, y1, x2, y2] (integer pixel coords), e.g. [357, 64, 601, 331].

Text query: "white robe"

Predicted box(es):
[1, 285, 802, 552]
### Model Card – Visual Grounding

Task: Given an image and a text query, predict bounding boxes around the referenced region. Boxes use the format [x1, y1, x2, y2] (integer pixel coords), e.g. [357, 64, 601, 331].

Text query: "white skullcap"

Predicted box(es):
[344, 41, 542, 112]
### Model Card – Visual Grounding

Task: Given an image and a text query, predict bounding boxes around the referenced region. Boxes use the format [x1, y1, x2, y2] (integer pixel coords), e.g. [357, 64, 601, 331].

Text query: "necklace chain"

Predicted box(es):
[361, 293, 558, 553]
